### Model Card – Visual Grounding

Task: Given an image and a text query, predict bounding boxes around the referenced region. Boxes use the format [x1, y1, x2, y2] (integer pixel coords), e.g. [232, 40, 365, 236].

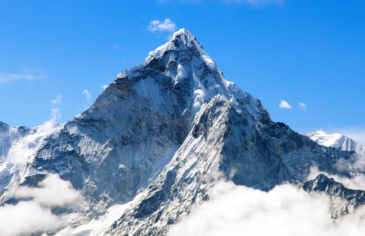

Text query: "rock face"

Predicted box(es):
[303, 174, 365, 218]
[0, 29, 356, 235]
[305, 129, 365, 156]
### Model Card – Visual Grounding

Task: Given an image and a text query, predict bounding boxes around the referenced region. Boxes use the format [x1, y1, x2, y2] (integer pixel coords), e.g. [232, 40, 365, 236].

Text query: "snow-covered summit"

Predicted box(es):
[117, 29, 216, 80]
[112, 28, 263, 123]
[305, 129, 365, 156]
[145, 28, 211, 64]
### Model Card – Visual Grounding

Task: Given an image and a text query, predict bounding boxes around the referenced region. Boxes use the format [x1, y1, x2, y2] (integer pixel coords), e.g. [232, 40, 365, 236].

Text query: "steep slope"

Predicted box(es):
[305, 129, 365, 156]
[0, 29, 356, 235]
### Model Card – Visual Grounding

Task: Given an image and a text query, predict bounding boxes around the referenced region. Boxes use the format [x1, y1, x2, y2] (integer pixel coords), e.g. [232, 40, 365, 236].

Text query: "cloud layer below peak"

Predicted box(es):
[168, 181, 365, 236]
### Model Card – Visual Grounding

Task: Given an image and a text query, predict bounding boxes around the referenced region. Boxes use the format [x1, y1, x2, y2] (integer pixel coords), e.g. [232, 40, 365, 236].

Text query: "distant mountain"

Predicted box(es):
[305, 129, 365, 156]
[0, 29, 357, 236]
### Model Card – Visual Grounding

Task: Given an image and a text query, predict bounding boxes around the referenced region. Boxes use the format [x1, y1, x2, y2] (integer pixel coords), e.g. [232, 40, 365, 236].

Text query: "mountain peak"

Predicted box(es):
[116, 28, 212, 79]
[171, 28, 194, 40]
[145, 28, 208, 63]
[305, 129, 365, 155]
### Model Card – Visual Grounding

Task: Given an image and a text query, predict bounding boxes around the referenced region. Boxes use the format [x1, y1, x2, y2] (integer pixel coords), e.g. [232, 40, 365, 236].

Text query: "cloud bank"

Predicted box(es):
[168, 181, 365, 236]
[0, 201, 58, 236]
[279, 100, 292, 109]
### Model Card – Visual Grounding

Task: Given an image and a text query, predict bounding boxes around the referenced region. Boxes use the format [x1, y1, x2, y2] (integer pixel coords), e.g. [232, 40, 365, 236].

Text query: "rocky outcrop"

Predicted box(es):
[303, 174, 365, 218]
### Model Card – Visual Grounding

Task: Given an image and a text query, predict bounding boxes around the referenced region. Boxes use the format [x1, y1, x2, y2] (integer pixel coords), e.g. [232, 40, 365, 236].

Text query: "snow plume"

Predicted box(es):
[83, 89, 92, 102]
[147, 19, 177, 33]
[15, 174, 82, 206]
[168, 181, 365, 236]
[102, 84, 108, 90]
[279, 100, 292, 109]
[51, 93, 62, 106]
[0, 174, 82, 236]
[41, 94, 62, 133]
[299, 102, 307, 111]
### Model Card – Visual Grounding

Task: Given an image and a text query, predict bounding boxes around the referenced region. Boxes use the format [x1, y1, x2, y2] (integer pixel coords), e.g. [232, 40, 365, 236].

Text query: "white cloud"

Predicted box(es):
[0, 201, 58, 236]
[168, 181, 365, 236]
[102, 85, 108, 90]
[83, 90, 92, 102]
[51, 93, 62, 106]
[147, 19, 177, 33]
[0, 174, 82, 236]
[7, 146, 34, 165]
[15, 174, 82, 206]
[51, 107, 61, 121]
[0, 73, 45, 83]
[299, 102, 307, 111]
[279, 100, 292, 109]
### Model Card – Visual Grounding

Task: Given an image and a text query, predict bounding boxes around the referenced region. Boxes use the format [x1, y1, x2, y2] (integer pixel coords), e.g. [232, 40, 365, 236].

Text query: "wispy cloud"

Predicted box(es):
[147, 19, 177, 33]
[115, 44, 122, 52]
[51, 93, 62, 106]
[299, 102, 307, 111]
[83, 90, 92, 102]
[41, 94, 62, 133]
[0, 73, 45, 83]
[279, 100, 292, 109]
[102, 85, 108, 90]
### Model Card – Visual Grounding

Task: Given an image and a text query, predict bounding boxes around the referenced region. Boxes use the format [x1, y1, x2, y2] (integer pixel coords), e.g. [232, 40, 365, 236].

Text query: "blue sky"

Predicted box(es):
[1, 0, 364, 144]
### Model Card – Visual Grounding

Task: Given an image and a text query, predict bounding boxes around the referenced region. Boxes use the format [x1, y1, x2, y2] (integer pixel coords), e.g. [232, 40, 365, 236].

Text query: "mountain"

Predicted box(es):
[305, 129, 365, 156]
[0, 29, 357, 235]
[303, 174, 365, 219]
